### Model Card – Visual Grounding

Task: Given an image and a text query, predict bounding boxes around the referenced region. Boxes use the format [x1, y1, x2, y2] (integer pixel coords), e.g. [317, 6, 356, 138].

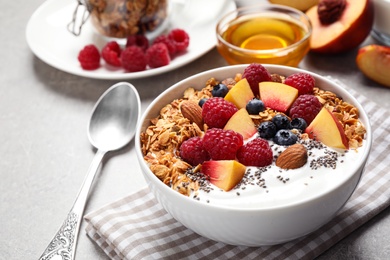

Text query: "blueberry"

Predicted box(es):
[258, 121, 277, 139]
[211, 83, 229, 97]
[290, 118, 307, 131]
[198, 98, 208, 107]
[273, 130, 297, 146]
[272, 114, 291, 130]
[246, 98, 265, 115]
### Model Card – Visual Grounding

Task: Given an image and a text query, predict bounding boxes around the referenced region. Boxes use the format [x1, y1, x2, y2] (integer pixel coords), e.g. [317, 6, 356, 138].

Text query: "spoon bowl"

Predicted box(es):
[88, 82, 140, 151]
[39, 82, 140, 260]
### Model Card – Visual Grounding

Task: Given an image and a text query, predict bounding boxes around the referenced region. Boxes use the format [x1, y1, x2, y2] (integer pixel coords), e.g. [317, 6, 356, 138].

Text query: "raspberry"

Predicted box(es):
[168, 28, 190, 52]
[179, 137, 210, 166]
[236, 138, 273, 167]
[202, 97, 238, 128]
[203, 128, 243, 160]
[101, 41, 121, 67]
[121, 46, 147, 72]
[242, 63, 272, 97]
[153, 35, 177, 56]
[126, 34, 149, 51]
[289, 94, 322, 125]
[78, 44, 100, 70]
[146, 43, 171, 68]
[284, 73, 316, 95]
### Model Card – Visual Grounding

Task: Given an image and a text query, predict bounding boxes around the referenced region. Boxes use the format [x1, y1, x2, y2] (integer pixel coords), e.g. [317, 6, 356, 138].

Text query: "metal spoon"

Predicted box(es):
[39, 82, 141, 260]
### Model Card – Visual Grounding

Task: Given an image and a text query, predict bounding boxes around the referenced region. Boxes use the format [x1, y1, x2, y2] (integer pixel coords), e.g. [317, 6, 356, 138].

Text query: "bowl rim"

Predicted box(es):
[135, 64, 372, 212]
[216, 3, 313, 55]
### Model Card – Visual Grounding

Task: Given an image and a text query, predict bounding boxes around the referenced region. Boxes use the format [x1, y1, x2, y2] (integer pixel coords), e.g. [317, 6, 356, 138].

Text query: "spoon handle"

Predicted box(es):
[39, 149, 106, 260]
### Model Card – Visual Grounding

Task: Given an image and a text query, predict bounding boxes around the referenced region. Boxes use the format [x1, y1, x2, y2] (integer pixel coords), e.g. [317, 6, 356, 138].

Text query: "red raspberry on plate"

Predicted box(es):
[202, 97, 238, 128]
[203, 128, 243, 160]
[121, 46, 147, 72]
[242, 63, 272, 97]
[78, 44, 100, 70]
[236, 138, 273, 167]
[180, 137, 210, 166]
[284, 73, 316, 95]
[153, 35, 177, 56]
[289, 94, 322, 125]
[146, 43, 171, 68]
[168, 28, 190, 52]
[126, 34, 149, 51]
[101, 41, 121, 67]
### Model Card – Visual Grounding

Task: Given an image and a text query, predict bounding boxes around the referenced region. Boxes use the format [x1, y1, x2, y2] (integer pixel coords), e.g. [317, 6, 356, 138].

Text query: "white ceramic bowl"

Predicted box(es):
[135, 64, 372, 246]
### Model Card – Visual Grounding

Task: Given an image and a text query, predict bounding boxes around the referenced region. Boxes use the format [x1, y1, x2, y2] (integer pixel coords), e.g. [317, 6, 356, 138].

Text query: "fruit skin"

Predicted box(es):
[356, 44, 390, 87]
[101, 41, 122, 67]
[168, 28, 190, 52]
[236, 138, 273, 167]
[272, 114, 291, 130]
[146, 43, 171, 68]
[305, 107, 349, 149]
[78, 44, 100, 70]
[202, 97, 238, 129]
[258, 121, 277, 139]
[202, 160, 246, 191]
[268, 0, 319, 11]
[290, 118, 307, 131]
[289, 94, 322, 125]
[153, 35, 177, 56]
[202, 128, 243, 160]
[284, 73, 315, 95]
[121, 46, 147, 72]
[179, 137, 210, 166]
[273, 130, 298, 146]
[126, 34, 149, 51]
[306, 0, 374, 54]
[224, 108, 257, 140]
[212, 83, 229, 97]
[259, 82, 298, 113]
[242, 63, 272, 97]
[224, 78, 255, 109]
[246, 98, 265, 115]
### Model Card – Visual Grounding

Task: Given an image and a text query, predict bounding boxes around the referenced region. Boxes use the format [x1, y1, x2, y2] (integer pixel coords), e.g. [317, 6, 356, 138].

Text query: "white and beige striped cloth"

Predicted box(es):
[85, 84, 390, 260]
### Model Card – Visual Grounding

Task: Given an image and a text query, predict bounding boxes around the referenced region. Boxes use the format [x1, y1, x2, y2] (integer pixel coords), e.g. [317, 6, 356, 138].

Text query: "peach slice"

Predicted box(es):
[224, 78, 255, 109]
[306, 0, 374, 53]
[202, 160, 246, 191]
[259, 81, 298, 112]
[305, 107, 349, 149]
[224, 108, 257, 140]
[356, 44, 390, 88]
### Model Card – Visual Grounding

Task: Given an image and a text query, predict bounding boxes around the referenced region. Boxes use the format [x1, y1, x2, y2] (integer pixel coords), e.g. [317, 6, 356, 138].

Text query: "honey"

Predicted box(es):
[216, 12, 311, 67]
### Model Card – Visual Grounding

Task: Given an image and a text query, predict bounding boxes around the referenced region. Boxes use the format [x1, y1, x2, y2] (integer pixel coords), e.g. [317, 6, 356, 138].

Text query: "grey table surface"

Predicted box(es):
[1, 0, 390, 259]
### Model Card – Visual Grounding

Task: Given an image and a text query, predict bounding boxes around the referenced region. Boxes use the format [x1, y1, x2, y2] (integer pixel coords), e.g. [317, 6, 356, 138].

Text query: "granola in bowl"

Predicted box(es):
[134, 64, 371, 245]
[140, 64, 366, 204]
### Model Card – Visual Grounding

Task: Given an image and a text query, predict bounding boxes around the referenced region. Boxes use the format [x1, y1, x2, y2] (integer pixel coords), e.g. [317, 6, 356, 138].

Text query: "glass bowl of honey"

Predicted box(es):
[216, 4, 312, 67]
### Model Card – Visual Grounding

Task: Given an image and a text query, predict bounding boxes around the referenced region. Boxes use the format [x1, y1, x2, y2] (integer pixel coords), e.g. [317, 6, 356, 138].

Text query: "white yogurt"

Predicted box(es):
[192, 137, 365, 209]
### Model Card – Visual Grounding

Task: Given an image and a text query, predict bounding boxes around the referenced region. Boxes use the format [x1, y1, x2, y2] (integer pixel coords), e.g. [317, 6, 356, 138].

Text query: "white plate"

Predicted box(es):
[26, 0, 236, 80]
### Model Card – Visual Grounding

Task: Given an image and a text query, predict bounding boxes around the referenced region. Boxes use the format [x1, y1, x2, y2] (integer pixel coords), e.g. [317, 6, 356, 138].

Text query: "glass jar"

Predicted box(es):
[69, 0, 169, 38]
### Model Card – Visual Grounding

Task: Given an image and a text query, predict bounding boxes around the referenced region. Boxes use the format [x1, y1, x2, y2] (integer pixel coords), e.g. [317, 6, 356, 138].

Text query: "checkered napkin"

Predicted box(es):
[85, 83, 390, 260]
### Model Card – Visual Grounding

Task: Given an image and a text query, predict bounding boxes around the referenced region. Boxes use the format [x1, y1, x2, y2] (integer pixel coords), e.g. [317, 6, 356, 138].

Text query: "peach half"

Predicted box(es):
[306, 0, 374, 54]
[356, 44, 390, 88]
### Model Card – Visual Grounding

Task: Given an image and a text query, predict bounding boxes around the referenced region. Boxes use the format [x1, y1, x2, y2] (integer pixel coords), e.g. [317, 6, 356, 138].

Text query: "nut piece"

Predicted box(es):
[180, 100, 204, 129]
[276, 143, 308, 169]
[317, 0, 346, 25]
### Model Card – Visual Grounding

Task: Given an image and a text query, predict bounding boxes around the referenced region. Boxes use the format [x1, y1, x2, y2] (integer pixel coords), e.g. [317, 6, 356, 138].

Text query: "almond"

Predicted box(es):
[276, 143, 308, 169]
[180, 100, 204, 129]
